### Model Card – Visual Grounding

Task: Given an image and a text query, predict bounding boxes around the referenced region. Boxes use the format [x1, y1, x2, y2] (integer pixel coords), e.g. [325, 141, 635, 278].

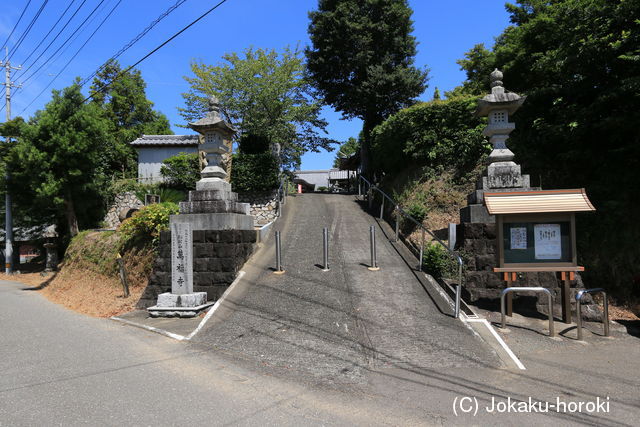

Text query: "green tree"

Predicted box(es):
[370, 96, 488, 177]
[9, 83, 111, 236]
[306, 0, 428, 175]
[179, 47, 334, 170]
[160, 152, 201, 191]
[445, 43, 495, 98]
[90, 59, 172, 178]
[333, 137, 359, 168]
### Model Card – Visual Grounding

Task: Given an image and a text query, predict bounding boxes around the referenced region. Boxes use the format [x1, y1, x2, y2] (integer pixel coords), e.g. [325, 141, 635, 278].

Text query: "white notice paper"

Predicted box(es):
[534, 224, 562, 260]
[510, 227, 527, 250]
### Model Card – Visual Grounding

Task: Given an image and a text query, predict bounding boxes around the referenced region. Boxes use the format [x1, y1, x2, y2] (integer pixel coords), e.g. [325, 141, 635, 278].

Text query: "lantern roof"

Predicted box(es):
[188, 96, 236, 135]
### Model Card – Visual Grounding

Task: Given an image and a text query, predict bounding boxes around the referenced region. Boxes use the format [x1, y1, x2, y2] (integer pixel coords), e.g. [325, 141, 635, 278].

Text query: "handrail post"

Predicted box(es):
[394, 207, 400, 242]
[454, 284, 461, 319]
[380, 197, 384, 220]
[501, 287, 555, 337]
[418, 229, 425, 271]
[576, 288, 609, 340]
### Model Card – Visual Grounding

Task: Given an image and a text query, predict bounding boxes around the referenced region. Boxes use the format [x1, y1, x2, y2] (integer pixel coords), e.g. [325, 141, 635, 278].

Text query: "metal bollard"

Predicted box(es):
[274, 231, 285, 274]
[322, 227, 330, 271]
[368, 225, 380, 271]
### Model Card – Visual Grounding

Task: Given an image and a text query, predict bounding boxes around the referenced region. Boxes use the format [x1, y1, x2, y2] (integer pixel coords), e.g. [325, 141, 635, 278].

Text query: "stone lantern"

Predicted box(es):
[188, 96, 235, 190]
[460, 69, 533, 223]
[42, 225, 58, 272]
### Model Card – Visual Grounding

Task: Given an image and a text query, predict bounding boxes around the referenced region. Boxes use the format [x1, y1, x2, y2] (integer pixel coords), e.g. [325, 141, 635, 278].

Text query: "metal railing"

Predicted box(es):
[576, 288, 609, 340]
[501, 287, 555, 337]
[357, 175, 464, 318]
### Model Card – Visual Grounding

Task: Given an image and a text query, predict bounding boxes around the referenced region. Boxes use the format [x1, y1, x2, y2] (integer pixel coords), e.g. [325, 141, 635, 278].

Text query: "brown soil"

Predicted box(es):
[0, 267, 147, 318]
[0, 231, 156, 318]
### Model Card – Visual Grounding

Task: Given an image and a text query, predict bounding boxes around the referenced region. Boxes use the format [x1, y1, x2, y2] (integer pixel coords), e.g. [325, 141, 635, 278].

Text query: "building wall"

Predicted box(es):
[137, 146, 198, 183]
[294, 170, 330, 190]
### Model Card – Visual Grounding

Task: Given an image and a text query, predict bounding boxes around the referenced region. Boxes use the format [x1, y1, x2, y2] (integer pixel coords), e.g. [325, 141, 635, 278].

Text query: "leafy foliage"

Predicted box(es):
[230, 152, 279, 193]
[370, 96, 489, 177]
[90, 59, 173, 178]
[179, 47, 334, 170]
[9, 83, 111, 236]
[159, 152, 200, 191]
[119, 202, 179, 248]
[306, 0, 428, 173]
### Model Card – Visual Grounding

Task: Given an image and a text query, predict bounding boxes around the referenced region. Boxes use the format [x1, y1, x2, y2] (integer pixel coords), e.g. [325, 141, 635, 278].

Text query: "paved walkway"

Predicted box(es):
[194, 193, 502, 384]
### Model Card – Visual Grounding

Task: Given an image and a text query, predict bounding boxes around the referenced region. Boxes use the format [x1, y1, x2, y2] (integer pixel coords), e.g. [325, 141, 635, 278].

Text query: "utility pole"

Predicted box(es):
[1, 47, 21, 274]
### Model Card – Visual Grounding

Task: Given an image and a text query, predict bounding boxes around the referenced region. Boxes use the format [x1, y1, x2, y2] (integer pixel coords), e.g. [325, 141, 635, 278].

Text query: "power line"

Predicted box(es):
[12, 0, 89, 84]
[18, 0, 123, 114]
[18, 0, 78, 67]
[7, 0, 50, 62]
[79, 0, 189, 88]
[0, 0, 33, 53]
[85, 0, 230, 104]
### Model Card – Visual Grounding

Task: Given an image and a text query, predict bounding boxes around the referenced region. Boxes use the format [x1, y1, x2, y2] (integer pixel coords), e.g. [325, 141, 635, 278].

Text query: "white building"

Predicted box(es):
[130, 135, 200, 183]
[293, 169, 357, 191]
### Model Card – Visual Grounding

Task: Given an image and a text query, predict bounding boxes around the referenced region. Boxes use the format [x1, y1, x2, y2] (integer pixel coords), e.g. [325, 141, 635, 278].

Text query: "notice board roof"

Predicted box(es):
[485, 189, 596, 214]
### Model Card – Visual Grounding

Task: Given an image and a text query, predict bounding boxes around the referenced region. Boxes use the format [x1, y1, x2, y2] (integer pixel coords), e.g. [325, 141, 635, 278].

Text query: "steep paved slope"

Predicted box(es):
[194, 193, 501, 384]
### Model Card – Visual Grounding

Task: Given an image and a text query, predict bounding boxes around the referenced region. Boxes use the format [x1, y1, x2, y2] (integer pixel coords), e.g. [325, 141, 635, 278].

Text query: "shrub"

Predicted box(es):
[405, 202, 427, 223]
[119, 202, 179, 248]
[231, 152, 279, 193]
[160, 152, 200, 190]
[422, 243, 452, 279]
[317, 186, 328, 192]
[370, 96, 489, 177]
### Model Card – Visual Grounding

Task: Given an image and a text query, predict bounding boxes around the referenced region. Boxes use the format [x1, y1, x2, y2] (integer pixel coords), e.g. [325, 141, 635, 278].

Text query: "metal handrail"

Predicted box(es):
[357, 175, 463, 318]
[501, 287, 555, 337]
[575, 288, 609, 340]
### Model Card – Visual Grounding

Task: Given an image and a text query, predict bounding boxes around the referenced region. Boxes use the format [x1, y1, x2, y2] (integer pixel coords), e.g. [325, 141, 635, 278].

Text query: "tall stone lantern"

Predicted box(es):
[189, 96, 235, 189]
[460, 69, 533, 224]
[147, 97, 254, 317]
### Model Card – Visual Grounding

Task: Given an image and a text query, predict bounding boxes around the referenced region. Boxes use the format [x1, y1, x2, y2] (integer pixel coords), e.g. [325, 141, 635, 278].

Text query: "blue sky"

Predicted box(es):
[1, 0, 512, 170]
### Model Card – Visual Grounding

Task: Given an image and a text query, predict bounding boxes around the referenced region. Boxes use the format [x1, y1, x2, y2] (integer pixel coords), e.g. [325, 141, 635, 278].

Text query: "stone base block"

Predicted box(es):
[460, 204, 495, 224]
[189, 190, 237, 202]
[156, 292, 207, 308]
[170, 213, 254, 231]
[196, 179, 232, 192]
[179, 200, 250, 215]
[147, 292, 212, 318]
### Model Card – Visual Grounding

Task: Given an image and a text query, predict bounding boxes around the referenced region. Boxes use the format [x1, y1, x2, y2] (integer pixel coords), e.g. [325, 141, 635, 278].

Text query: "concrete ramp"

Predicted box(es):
[193, 193, 501, 383]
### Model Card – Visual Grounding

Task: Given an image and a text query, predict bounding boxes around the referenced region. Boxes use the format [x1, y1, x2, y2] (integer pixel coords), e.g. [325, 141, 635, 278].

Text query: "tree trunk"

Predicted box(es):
[64, 195, 79, 237]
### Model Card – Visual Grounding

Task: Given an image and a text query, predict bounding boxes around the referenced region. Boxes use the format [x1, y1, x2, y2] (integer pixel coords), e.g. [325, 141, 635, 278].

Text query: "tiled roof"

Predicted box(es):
[130, 134, 200, 146]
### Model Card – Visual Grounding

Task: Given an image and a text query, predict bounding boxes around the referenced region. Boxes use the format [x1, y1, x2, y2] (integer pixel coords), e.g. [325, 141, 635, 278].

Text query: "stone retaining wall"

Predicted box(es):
[238, 191, 278, 226]
[103, 192, 144, 229]
[137, 229, 256, 308]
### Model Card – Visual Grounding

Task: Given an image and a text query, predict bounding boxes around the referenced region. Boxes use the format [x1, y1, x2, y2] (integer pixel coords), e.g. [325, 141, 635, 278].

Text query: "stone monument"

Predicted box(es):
[147, 97, 255, 317]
